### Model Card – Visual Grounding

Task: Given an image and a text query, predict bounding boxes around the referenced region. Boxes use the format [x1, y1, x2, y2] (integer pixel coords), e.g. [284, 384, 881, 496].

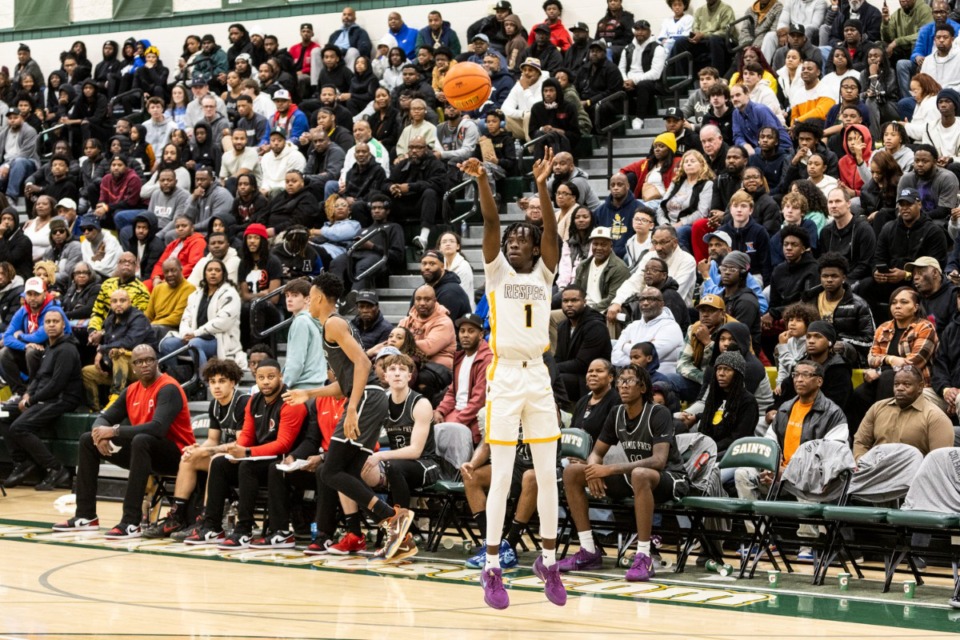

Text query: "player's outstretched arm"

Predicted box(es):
[459, 157, 500, 264]
[533, 148, 559, 272]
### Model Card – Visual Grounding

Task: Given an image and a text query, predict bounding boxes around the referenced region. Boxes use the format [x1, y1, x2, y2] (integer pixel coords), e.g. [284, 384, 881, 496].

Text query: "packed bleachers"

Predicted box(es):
[4, 0, 960, 607]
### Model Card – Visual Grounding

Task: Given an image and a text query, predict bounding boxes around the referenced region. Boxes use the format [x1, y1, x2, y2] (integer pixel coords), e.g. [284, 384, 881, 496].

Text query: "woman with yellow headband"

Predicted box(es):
[133, 45, 169, 102]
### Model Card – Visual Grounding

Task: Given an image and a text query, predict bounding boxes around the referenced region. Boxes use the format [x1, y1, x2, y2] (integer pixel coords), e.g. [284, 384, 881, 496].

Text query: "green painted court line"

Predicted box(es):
[2, 518, 958, 634]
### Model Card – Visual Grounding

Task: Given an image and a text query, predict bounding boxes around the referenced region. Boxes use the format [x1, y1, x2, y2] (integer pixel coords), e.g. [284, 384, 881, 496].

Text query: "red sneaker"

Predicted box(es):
[327, 532, 367, 555]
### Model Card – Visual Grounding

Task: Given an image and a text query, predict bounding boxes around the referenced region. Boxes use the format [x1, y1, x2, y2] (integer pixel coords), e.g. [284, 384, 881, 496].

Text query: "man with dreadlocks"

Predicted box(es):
[457, 148, 565, 610]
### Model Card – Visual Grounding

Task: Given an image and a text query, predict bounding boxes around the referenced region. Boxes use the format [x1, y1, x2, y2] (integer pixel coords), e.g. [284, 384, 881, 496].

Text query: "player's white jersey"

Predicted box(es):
[484, 252, 555, 361]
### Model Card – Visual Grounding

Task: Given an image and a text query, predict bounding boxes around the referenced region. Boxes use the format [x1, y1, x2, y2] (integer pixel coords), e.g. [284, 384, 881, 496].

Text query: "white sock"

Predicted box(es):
[418, 228, 430, 244]
[485, 551, 500, 570]
[638, 540, 652, 556]
[578, 531, 596, 554]
[541, 547, 556, 567]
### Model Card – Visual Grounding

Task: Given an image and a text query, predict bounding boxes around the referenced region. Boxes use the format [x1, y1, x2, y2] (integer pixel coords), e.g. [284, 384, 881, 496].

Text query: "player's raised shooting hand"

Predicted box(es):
[458, 157, 486, 179]
[532, 148, 554, 185]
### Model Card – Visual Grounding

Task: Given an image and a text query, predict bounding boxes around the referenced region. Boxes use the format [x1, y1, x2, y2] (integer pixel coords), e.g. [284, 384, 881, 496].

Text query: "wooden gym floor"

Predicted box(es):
[2, 487, 959, 639]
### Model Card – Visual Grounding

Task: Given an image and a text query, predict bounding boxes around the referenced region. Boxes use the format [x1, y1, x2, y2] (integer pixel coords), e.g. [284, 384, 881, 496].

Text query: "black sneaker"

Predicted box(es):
[218, 529, 253, 550]
[183, 526, 225, 546]
[142, 504, 189, 539]
[171, 514, 203, 542]
[4, 461, 37, 488]
[35, 466, 70, 492]
[250, 530, 296, 549]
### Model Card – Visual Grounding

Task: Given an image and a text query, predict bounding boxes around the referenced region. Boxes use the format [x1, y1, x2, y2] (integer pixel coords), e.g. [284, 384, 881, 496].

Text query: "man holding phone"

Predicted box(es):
[858, 187, 948, 317]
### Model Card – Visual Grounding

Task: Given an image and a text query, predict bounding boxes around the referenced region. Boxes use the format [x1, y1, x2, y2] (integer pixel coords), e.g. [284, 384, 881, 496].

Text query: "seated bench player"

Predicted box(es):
[558, 364, 689, 581]
[143, 358, 250, 539]
[184, 358, 308, 549]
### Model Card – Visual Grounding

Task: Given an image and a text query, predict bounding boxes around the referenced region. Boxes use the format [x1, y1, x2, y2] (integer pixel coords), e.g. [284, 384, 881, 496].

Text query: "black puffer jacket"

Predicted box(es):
[932, 311, 960, 395]
[801, 283, 875, 361]
[255, 188, 320, 234]
[876, 213, 948, 271]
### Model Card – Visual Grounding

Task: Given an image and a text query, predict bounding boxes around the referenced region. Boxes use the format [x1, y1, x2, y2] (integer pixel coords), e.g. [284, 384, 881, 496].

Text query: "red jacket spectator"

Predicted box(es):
[527, 20, 572, 51]
[147, 233, 207, 290]
[838, 123, 872, 196]
[98, 163, 142, 216]
[435, 339, 493, 443]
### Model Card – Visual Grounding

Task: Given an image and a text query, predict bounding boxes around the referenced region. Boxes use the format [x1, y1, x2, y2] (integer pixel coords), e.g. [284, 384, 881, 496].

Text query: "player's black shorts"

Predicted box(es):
[603, 469, 690, 504]
[331, 386, 388, 453]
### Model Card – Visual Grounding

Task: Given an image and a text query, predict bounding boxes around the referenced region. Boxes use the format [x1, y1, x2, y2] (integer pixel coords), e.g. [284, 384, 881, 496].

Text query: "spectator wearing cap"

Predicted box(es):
[54, 198, 81, 239]
[463, 34, 507, 69]
[185, 76, 228, 132]
[523, 24, 564, 75]
[259, 128, 307, 195]
[909, 255, 956, 334]
[772, 319, 853, 418]
[193, 35, 229, 94]
[575, 40, 623, 132]
[573, 227, 631, 315]
[43, 216, 82, 292]
[774, 24, 825, 73]
[0, 275, 71, 399]
[415, 11, 462, 58]
[502, 58, 547, 141]
[671, 293, 737, 401]
[348, 290, 393, 352]
[859, 187, 947, 311]
[564, 23, 592, 76]
[820, 0, 882, 60]
[620, 21, 667, 121]
[800, 252, 874, 363]
[596, 0, 635, 63]
[671, 0, 738, 76]
[698, 230, 767, 313]
[662, 107, 701, 156]
[555, 285, 613, 402]
[269, 90, 309, 145]
[527, 0, 573, 52]
[717, 250, 763, 354]
[289, 23, 320, 85]
[468, 1, 520, 54]
[434, 313, 493, 443]
[0, 109, 40, 200]
[78, 215, 122, 280]
[415, 249, 472, 321]
[237, 224, 283, 344]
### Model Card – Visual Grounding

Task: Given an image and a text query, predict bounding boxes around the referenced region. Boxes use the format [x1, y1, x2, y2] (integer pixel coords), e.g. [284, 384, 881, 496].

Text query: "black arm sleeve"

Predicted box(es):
[117, 385, 184, 439]
[95, 388, 131, 427]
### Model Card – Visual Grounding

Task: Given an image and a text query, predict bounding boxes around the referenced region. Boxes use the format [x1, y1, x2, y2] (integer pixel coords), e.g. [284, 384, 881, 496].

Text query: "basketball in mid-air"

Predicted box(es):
[442, 62, 492, 111]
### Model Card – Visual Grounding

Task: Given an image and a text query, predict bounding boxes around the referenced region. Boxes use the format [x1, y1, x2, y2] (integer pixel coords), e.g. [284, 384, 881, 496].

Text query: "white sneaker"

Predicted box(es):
[797, 546, 814, 561]
[631, 118, 644, 130]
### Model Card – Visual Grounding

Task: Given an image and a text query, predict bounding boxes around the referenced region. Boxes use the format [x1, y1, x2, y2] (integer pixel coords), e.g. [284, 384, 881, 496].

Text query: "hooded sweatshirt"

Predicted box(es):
[260, 142, 307, 191]
[0, 214, 34, 279]
[123, 211, 165, 280]
[838, 123, 873, 195]
[612, 306, 684, 372]
[3, 293, 72, 351]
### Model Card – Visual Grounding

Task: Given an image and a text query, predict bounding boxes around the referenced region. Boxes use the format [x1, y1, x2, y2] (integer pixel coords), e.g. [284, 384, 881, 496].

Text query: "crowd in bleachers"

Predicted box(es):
[3, 0, 960, 598]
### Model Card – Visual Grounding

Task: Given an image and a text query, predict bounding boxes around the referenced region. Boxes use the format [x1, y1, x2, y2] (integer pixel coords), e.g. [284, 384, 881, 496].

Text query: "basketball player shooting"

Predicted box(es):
[458, 148, 566, 610]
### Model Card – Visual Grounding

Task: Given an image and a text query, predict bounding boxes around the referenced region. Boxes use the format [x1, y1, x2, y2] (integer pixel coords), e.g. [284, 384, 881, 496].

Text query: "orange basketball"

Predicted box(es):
[442, 62, 493, 111]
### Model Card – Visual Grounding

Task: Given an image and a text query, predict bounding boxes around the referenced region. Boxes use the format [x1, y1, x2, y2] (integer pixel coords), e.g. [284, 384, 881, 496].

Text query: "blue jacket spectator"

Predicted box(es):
[489, 67, 516, 108]
[388, 18, 420, 59]
[733, 99, 792, 154]
[3, 286, 71, 352]
[701, 261, 769, 313]
[593, 186, 639, 259]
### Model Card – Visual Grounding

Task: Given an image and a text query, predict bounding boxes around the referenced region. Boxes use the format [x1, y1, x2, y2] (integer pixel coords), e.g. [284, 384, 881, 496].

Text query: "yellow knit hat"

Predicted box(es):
[654, 132, 677, 153]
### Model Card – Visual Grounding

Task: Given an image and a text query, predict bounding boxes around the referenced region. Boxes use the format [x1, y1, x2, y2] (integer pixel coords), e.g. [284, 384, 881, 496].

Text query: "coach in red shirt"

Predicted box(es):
[53, 344, 195, 539]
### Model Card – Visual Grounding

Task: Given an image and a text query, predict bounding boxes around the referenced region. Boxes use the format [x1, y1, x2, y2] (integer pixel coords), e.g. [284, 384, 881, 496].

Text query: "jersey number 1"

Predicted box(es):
[524, 303, 532, 328]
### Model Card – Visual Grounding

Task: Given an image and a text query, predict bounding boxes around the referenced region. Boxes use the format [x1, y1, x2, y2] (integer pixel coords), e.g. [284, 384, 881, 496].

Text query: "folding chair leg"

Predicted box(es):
[906, 554, 925, 587]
